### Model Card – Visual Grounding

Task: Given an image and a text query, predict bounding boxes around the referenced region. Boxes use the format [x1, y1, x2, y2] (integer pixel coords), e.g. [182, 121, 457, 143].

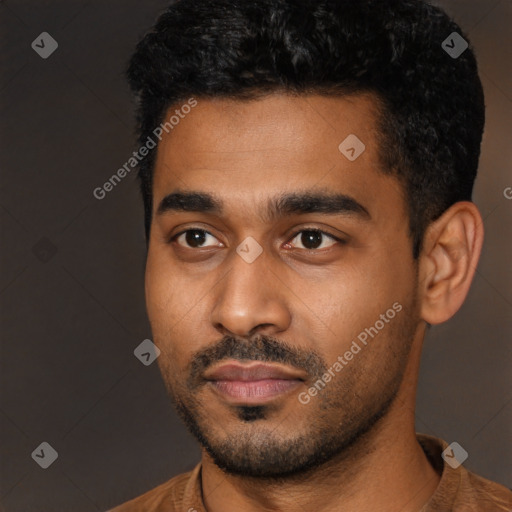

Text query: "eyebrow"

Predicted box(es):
[156, 190, 371, 222]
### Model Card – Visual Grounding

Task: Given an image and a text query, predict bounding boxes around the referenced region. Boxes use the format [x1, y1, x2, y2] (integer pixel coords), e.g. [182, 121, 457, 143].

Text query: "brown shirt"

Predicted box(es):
[109, 434, 512, 511]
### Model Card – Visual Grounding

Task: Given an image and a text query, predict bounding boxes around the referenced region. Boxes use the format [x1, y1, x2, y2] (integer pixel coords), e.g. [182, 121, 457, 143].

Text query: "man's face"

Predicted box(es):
[145, 93, 421, 477]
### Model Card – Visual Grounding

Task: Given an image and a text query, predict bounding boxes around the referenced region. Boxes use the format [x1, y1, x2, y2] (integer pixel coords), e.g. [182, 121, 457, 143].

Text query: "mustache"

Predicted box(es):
[186, 334, 327, 389]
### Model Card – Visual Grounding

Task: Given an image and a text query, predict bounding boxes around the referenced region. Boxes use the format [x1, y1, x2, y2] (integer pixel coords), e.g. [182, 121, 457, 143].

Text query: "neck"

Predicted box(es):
[200, 404, 440, 512]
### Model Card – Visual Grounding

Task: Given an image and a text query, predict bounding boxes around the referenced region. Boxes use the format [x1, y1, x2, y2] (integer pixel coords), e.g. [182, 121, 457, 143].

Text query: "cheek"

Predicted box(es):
[145, 261, 174, 326]
[144, 251, 189, 353]
[313, 251, 415, 354]
[145, 270, 189, 378]
[145, 246, 194, 322]
[144, 251, 211, 368]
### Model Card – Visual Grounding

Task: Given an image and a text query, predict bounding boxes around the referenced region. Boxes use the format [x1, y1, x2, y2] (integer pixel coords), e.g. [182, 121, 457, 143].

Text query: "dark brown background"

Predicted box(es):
[1, 1, 511, 510]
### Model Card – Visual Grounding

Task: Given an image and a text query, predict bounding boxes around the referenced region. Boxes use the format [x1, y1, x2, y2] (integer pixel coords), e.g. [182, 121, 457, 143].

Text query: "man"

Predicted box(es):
[111, 0, 512, 510]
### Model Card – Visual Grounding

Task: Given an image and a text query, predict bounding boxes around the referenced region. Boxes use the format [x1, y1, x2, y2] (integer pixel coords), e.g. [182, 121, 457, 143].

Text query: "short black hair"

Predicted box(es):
[126, 0, 485, 258]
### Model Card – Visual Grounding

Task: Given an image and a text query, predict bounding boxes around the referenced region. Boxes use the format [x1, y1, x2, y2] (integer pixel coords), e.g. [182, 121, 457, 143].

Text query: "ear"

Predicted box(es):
[418, 201, 484, 325]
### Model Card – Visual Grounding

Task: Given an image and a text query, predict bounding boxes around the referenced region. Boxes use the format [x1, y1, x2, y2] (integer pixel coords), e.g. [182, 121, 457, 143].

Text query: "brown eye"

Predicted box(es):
[174, 229, 221, 248]
[287, 229, 339, 250]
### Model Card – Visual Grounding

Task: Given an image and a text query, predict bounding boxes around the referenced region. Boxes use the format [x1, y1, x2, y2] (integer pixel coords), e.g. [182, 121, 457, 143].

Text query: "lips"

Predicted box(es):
[205, 362, 306, 381]
[204, 361, 306, 404]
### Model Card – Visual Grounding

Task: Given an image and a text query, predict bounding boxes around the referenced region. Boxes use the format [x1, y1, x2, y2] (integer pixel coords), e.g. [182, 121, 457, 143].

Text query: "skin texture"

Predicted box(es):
[145, 93, 484, 512]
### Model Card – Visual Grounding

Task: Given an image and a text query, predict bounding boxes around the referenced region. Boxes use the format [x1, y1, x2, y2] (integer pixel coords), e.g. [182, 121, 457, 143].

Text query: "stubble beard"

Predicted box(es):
[160, 300, 417, 479]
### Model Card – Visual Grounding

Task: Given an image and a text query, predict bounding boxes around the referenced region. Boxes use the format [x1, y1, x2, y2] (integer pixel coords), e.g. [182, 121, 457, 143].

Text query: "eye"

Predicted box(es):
[173, 229, 223, 249]
[285, 229, 342, 250]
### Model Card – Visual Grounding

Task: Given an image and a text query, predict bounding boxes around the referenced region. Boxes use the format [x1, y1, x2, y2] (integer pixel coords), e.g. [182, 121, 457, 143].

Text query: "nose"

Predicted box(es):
[210, 247, 292, 338]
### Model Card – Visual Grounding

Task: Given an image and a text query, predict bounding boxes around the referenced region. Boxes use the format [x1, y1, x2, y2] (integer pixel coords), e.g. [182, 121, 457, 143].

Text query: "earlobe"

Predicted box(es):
[419, 202, 484, 325]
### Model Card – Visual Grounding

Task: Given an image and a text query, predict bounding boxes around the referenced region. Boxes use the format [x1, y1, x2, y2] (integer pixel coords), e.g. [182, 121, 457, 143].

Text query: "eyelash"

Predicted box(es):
[170, 227, 346, 250]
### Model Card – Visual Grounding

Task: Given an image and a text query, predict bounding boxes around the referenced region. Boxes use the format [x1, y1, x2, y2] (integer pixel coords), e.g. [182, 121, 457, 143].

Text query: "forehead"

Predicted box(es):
[152, 93, 402, 219]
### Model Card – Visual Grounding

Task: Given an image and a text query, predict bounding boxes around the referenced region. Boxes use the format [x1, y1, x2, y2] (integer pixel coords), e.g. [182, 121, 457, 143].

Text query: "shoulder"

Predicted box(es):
[417, 433, 512, 511]
[455, 469, 512, 511]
